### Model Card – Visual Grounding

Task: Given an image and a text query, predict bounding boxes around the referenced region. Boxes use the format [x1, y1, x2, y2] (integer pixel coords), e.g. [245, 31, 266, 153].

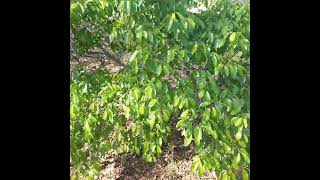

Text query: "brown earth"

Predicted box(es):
[71, 44, 131, 74]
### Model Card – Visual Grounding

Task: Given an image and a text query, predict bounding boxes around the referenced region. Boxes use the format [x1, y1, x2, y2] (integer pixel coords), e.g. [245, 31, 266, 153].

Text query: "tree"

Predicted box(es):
[70, 0, 250, 179]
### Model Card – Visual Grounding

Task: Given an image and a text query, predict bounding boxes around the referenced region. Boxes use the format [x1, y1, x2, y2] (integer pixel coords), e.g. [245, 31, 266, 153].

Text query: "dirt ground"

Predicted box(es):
[70, 44, 131, 74]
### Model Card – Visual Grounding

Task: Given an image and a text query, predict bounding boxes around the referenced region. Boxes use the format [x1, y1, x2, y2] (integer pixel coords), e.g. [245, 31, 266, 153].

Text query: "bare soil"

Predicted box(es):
[71, 44, 131, 74]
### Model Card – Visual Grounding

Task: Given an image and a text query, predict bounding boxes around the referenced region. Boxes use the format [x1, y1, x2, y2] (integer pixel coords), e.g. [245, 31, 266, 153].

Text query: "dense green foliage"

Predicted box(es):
[71, 0, 250, 179]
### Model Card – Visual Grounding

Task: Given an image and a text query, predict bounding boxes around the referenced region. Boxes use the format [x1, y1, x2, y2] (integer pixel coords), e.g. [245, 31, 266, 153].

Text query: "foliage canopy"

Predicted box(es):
[71, 0, 250, 179]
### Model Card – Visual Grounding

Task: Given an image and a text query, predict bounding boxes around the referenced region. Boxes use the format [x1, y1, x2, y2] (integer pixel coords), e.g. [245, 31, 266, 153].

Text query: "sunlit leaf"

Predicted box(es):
[194, 127, 202, 147]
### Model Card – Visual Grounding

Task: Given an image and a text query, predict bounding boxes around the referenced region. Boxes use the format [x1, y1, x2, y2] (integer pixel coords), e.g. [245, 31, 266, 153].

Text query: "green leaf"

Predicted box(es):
[192, 43, 199, 55]
[215, 38, 225, 49]
[155, 64, 162, 76]
[180, 109, 189, 119]
[178, 99, 185, 109]
[221, 89, 228, 98]
[89, 103, 95, 112]
[136, 31, 142, 41]
[156, 145, 162, 156]
[194, 127, 202, 147]
[208, 32, 214, 44]
[147, 31, 153, 42]
[102, 110, 108, 120]
[232, 98, 243, 111]
[131, 58, 138, 74]
[144, 86, 153, 99]
[211, 107, 217, 118]
[163, 65, 170, 75]
[70, 105, 76, 119]
[94, 105, 100, 116]
[143, 142, 149, 153]
[129, 50, 139, 63]
[183, 132, 193, 146]
[81, 83, 87, 94]
[126, 0, 131, 15]
[243, 118, 248, 128]
[146, 60, 157, 72]
[198, 89, 205, 99]
[230, 66, 237, 79]
[173, 95, 180, 107]
[148, 112, 156, 129]
[239, 140, 247, 148]
[145, 154, 152, 162]
[204, 91, 211, 102]
[223, 143, 232, 154]
[199, 77, 206, 89]
[155, 81, 162, 91]
[198, 162, 204, 176]
[202, 108, 211, 121]
[157, 137, 162, 146]
[107, 109, 113, 123]
[178, 50, 185, 60]
[240, 148, 250, 164]
[233, 117, 243, 127]
[134, 145, 140, 154]
[79, 4, 85, 13]
[162, 110, 170, 122]
[84, 121, 92, 142]
[191, 155, 200, 172]
[132, 88, 140, 100]
[193, 155, 200, 162]
[139, 102, 145, 115]
[150, 144, 156, 152]
[143, 31, 148, 39]
[221, 172, 228, 180]
[167, 49, 175, 62]
[236, 153, 241, 164]
[212, 54, 218, 66]
[229, 171, 237, 180]
[149, 132, 156, 139]
[109, 29, 117, 43]
[203, 125, 217, 139]
[156, 122, 162, 131]
[235, 130, 242, 141]
[224, 66, 229, 77]
[188, 98, 197, 107]
[168, 13, 176, 31]
[89, 114, 97, 123]
[199, 102, 210, 108]
[190, 160, 199, 173]
[244, 134, 249, 143]
[148, 99, 158, 108]
[242, 169, 249, 180]
[176, 120, 186, 128]
[124, 106, 130, 119]
[209, 79, 218, 95]
[229, 32, 236, 42]
[187, 17, 195, 28]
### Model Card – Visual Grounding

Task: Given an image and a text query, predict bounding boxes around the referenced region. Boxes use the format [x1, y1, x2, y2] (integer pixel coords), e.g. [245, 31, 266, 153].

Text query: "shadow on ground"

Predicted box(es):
[71, 44, 130, 74]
